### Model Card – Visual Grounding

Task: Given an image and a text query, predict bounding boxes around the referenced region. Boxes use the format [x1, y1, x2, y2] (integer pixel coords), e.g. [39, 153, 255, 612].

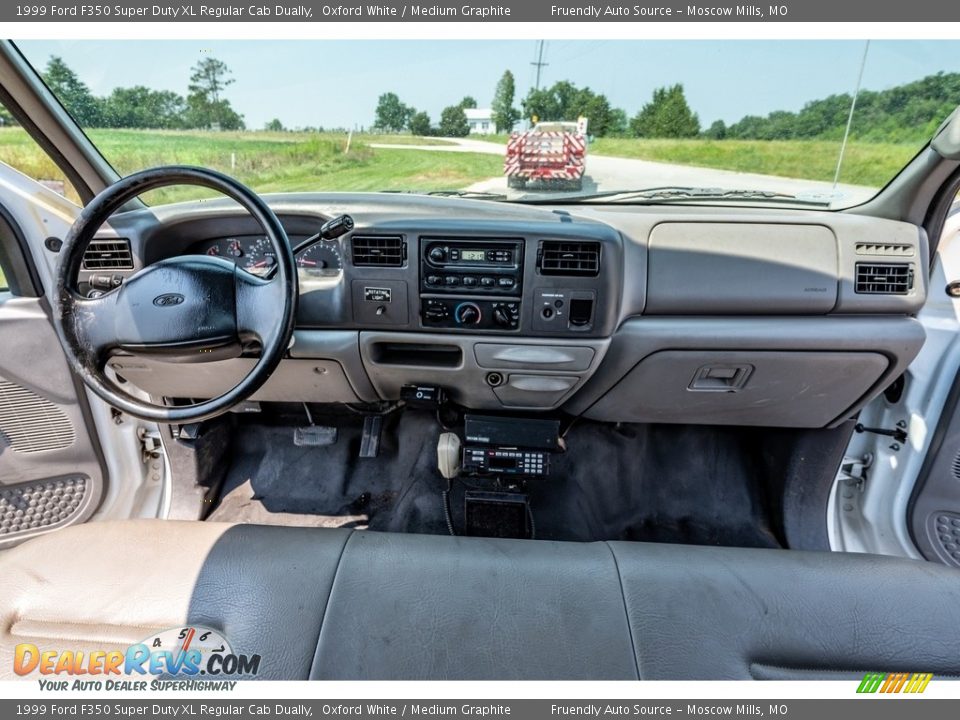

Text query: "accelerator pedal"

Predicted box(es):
[359, 415, 383, 458]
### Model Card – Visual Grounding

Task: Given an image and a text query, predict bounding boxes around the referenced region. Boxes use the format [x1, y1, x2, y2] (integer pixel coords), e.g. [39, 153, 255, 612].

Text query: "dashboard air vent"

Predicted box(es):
[82, 239, 133, 270]
[855, 262, 913, 295]
[352, 235, 405, 267]
[855, 242, 915, 257]
[538, 241, 600, 277]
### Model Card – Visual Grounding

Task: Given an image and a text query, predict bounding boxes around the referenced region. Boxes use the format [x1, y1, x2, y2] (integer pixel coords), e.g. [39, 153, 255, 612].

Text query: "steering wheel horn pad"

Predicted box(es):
[110, 256, 240, 354]
[51, 166, 298, 424]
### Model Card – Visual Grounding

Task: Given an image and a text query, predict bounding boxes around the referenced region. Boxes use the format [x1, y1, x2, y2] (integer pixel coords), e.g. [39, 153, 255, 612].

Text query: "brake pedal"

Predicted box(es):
[293, 425, 338, 447]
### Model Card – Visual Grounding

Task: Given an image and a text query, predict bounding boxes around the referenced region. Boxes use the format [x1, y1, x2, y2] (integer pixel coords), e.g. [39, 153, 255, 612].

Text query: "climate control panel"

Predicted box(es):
[421, 298, 521, 331]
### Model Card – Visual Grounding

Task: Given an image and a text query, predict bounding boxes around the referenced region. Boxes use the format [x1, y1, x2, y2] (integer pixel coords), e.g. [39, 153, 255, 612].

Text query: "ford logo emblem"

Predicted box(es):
[153, 293, 185, 307]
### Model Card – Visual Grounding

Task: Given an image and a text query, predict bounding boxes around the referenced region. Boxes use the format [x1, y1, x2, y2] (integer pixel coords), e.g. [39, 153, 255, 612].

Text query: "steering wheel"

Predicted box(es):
[51, 166, 298, 424]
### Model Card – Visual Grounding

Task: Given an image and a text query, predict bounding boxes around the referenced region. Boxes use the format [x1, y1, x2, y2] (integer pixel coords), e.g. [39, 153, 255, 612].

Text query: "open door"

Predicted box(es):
[0, 161, 109, 548]
[907, 194, 960, 567]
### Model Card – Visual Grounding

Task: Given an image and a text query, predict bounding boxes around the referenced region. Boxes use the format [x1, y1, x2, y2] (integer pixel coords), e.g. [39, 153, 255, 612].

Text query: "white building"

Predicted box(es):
[465, 108, 496, 135]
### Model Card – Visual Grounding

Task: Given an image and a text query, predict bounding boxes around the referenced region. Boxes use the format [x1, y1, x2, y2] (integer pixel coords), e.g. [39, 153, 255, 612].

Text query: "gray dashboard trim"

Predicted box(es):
[560, 205, 929, 322]
[95, 193, 933, 427]
[358, 331, 610, 411]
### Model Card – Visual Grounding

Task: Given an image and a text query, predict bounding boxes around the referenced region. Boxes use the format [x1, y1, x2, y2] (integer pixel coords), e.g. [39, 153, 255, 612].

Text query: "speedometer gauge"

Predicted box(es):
[296, 240, 343, 278]
[241, 236, 277, 277]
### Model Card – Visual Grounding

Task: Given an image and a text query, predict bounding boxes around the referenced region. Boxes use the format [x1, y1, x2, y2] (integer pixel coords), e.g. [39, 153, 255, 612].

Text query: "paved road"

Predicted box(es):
[370, 137, 875, 206]
[370, 138, 502, 154]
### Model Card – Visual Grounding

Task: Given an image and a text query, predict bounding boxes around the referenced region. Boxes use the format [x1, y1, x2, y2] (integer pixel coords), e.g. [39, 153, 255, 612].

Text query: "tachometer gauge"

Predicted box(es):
[296, 240, 343, 279]
[241, 236, 277, 277]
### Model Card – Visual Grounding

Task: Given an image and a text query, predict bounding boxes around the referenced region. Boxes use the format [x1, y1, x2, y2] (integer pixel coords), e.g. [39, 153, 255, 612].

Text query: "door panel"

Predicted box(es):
[908, 369, 960, 567]
[0, 174, 107, 548]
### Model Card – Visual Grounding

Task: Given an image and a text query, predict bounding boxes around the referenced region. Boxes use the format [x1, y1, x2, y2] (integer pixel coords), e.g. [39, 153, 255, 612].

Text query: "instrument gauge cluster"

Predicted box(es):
[198, 235, 277, 278]
[192, 234, 345, 287]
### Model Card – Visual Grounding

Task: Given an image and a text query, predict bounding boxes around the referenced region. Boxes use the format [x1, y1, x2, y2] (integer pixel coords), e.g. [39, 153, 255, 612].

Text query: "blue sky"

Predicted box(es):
[17, 40, 960, 130]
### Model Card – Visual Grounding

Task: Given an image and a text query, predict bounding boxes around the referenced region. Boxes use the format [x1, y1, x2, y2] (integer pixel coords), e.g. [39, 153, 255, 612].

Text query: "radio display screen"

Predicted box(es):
[461, 249, 486, 261]
[488, 456, 518, 470]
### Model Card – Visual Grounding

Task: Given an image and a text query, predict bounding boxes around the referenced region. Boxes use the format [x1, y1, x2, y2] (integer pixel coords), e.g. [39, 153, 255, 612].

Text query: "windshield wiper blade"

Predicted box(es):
[520, 186, 835, 207]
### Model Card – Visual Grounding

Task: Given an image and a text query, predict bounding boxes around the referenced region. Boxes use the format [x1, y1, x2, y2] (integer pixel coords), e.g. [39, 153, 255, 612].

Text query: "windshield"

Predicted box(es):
[7, 39, 960, 208]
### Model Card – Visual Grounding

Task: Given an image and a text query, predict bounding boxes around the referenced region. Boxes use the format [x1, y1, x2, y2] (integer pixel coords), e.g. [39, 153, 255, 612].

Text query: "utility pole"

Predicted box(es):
[531, 40, 548, 91]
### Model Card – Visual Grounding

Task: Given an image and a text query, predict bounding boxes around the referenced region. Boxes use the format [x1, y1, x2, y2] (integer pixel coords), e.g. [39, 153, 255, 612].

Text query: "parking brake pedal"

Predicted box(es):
[359, 415, 383, 458]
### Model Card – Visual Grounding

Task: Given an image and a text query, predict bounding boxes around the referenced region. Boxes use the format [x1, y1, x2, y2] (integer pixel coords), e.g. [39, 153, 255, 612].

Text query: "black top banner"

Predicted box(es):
[5, 0, 960, 22]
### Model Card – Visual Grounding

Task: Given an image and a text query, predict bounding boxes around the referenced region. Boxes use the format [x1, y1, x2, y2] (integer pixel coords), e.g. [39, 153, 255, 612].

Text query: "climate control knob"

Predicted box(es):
[455, 302, 482, 325]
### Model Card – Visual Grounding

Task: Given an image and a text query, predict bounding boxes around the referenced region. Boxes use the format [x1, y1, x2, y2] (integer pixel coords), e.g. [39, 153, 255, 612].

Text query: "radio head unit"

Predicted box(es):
[420, 238, 523, 295]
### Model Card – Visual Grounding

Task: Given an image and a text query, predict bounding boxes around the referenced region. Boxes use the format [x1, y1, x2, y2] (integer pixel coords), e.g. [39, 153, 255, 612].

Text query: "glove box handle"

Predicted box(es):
[688, 364, 754, 392]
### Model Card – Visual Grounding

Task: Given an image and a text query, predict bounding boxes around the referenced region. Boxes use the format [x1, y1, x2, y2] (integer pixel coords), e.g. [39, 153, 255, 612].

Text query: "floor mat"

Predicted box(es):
[210, 410, 782, 547]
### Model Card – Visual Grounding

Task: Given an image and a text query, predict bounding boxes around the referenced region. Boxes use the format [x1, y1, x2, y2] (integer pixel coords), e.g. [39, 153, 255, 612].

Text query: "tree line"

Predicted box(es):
[373, 71, 522, 138]
[707, 72, 960, 143]
[373, 72, 712, 139]
[0, 56, 245, 131]
[374, 69, 958, 143]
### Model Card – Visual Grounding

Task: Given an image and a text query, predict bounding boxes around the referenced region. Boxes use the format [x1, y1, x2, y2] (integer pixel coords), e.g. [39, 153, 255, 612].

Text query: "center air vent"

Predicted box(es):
[538, 241, 600, 277]
[855, 262, 913, 295]
[352, 235, 405, 267]
[82, 238, 133, 271]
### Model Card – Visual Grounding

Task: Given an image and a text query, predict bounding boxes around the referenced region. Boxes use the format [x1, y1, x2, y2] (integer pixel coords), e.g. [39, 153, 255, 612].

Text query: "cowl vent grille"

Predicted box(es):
[855, 243, 915, 257]
[855, 263, 913, 295]
[351, 235, 405, 267]
[538, 241, 600, 277]
[82, 239, 133, 270]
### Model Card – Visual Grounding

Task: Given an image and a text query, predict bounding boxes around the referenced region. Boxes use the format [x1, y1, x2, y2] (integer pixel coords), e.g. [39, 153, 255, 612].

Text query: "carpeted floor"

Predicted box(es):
[209, 408, 790, 547]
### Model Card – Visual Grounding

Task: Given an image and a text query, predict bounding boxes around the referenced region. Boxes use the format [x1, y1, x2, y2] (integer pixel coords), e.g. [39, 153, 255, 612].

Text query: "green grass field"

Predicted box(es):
[0, 128, 924, 208]
[0, 128, 497, 205]
[471, 134, 920, 188]
[589, 137, 921, 188]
